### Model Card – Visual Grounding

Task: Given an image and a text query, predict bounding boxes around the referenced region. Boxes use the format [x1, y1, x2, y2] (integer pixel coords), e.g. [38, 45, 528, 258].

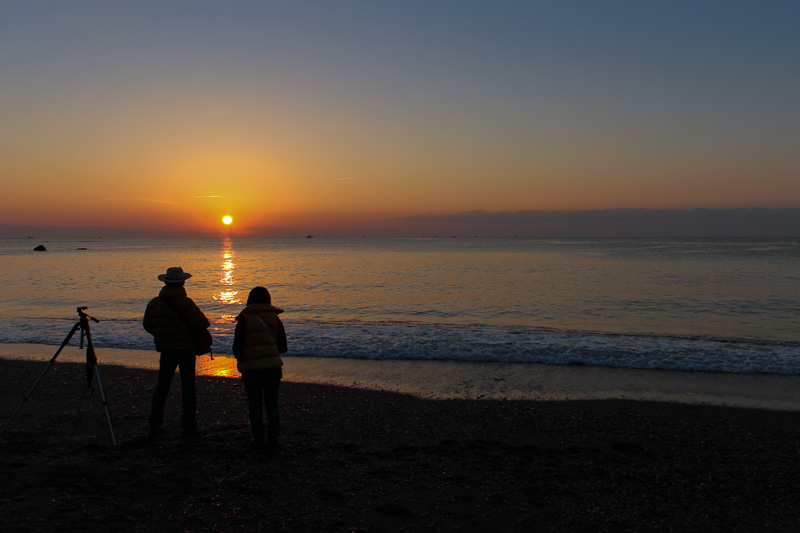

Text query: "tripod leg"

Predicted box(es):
[93, 364, 117, 446]
[1, 323, 80, 437]
[82, 322, 117, 445]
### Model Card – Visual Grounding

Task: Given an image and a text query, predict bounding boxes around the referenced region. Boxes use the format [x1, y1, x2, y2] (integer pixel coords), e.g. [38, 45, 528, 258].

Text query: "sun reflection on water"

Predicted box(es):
[214, 237, 240, 306]
[197, 355, 239, 377]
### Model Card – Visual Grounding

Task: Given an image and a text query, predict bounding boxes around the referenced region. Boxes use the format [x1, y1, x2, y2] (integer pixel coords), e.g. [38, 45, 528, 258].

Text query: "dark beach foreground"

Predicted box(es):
[1, 358, 800, 532]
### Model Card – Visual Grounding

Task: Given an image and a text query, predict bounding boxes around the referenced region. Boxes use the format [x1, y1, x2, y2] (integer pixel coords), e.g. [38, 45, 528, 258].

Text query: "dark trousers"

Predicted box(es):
[150, 347, 197, 430]
[242, 368, 282, 444]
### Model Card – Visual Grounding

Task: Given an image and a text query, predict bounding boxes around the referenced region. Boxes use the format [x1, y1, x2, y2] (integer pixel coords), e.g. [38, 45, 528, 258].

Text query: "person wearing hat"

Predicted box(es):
[143, 266, 210, 437]
[232, 286, 288, 449]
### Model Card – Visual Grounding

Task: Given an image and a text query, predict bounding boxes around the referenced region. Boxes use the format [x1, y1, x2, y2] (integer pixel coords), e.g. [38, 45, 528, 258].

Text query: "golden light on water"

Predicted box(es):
[214, 237, 240, 305]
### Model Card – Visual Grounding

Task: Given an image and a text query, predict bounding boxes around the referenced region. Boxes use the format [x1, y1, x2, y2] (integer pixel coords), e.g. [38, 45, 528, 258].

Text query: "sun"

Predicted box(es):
[222, 215, 233, 225]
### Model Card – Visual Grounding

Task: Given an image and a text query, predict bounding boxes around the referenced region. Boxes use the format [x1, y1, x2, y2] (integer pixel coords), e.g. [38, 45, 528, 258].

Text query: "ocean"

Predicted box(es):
[1, 236, 798, 375]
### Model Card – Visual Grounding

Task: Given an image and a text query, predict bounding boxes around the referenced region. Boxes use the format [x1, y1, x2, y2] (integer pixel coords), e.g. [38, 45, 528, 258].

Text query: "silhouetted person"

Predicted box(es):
[143, 266, 210, 437]
[233, 286, 288, 448]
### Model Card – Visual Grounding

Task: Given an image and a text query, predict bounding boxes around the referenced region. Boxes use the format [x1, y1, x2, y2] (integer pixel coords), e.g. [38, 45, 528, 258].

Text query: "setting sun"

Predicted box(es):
[222, 215, 233, 225]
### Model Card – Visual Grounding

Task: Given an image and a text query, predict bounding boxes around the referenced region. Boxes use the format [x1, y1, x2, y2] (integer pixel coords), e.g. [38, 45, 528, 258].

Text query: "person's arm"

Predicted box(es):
[142, 299, 156, 333]
[276, 319, 288, 354]
[232, 318, 245, 359]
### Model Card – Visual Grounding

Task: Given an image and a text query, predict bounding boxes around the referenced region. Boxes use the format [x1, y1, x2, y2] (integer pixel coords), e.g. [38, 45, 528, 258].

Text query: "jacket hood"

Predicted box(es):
[236, 303, 284, 321]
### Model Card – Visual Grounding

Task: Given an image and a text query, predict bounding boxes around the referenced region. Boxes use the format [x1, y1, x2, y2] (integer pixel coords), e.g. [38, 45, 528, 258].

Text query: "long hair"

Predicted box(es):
[247, 286, 272, 305]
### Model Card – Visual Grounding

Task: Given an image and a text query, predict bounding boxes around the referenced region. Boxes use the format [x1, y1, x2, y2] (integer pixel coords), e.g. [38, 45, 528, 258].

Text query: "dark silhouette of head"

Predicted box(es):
[247, 286, 272, 305]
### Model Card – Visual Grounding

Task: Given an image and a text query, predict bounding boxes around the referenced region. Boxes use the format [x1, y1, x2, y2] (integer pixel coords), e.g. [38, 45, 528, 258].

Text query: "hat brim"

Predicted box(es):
[158, 273, 192, 283]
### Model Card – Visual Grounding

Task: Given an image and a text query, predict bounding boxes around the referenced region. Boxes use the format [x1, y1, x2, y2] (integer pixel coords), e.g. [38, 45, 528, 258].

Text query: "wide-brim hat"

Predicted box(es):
[158, 266, 192, 284]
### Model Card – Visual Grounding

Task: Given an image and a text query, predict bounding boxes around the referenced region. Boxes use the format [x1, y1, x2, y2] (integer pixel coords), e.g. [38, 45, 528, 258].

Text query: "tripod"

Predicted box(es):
[1, 307, 117, 445]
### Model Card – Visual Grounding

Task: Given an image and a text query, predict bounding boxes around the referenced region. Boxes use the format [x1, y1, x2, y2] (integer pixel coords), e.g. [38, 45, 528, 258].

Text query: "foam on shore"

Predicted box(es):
[2, 342, 799, 410]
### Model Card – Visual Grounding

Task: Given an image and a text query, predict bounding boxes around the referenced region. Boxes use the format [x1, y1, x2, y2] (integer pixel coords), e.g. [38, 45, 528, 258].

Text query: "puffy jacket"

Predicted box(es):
[233, 303, 287, 372]
[143, 285, 210, 353]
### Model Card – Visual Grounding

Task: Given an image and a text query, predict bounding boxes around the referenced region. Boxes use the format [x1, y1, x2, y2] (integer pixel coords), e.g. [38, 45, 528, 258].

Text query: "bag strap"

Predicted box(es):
[251, 313, 278, 344]
[160, 297, 194, 332]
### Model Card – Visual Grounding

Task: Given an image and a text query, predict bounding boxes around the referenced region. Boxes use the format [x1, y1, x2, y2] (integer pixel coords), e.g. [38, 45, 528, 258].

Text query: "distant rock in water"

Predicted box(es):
[33, 244, 47, 251]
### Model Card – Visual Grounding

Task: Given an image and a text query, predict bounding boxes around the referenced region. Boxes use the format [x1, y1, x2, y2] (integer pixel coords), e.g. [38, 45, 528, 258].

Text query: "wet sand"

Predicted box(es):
[2, 354, 800, 532]
[3, 343, 800, 410]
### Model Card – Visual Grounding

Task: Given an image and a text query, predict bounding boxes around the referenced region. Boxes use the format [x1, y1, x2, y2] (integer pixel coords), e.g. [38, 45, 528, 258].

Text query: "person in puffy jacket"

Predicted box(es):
[232, 286, 287, 448]
[143, 266, 210, 437]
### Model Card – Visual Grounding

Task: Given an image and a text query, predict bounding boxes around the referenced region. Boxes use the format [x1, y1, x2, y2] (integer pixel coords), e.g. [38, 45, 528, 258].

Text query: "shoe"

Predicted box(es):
[149, 425, 163, 438]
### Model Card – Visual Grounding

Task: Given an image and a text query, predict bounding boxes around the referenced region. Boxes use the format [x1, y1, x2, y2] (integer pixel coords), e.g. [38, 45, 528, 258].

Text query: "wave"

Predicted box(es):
[2, 317, 798, 376]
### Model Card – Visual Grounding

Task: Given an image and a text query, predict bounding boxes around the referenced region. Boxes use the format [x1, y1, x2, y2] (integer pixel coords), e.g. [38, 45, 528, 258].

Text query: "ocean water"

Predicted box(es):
[1, 237, 798, 375]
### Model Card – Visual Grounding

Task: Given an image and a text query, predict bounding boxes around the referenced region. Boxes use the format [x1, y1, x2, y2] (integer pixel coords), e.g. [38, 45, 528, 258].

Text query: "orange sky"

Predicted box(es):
[1, 2, 798, 237]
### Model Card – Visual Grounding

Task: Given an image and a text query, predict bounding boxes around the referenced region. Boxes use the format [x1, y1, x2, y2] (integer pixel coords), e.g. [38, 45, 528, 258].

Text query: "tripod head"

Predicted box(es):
[76, 306, 99, 353]
[77, 306, 100, 323]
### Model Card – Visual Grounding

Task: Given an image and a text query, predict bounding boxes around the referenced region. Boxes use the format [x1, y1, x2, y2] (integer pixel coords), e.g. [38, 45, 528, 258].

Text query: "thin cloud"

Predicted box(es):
[139, 196, 179, 205]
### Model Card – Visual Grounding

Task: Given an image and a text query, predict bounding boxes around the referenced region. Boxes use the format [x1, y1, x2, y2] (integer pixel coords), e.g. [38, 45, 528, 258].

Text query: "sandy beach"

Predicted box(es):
[2, 348, 800, 532]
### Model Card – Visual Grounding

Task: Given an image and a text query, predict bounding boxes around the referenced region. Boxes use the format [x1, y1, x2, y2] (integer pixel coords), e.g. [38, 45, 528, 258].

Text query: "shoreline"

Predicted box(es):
[2, 342, 800, 411]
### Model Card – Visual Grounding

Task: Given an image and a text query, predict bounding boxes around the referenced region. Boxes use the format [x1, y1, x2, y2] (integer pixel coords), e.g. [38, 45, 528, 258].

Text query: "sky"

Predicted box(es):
[1, 1, 798, 237]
